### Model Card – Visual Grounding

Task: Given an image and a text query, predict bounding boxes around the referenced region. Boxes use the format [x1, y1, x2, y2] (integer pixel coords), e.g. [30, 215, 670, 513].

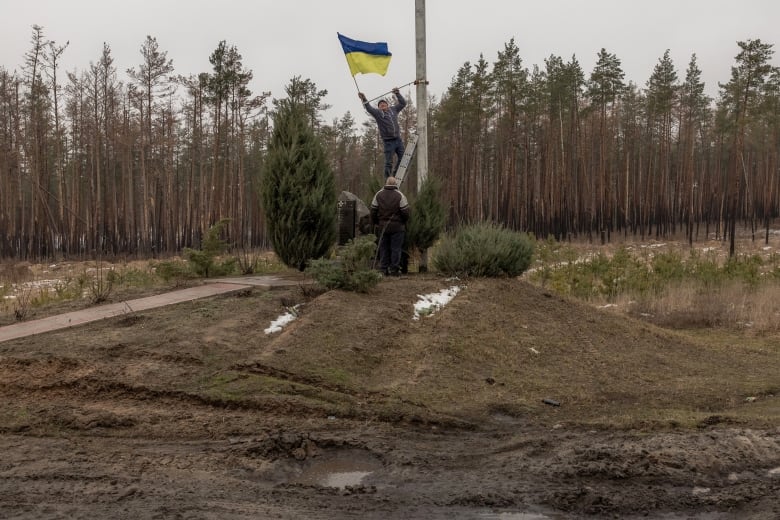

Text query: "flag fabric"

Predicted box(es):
[337, 33, 392, 76]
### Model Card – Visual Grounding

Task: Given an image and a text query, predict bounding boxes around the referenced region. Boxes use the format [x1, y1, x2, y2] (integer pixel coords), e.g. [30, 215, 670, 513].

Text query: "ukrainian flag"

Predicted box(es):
[337, 33, 392, 76]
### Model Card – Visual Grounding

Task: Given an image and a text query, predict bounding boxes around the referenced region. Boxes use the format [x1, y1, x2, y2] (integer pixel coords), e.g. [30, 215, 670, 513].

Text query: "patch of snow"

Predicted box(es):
[692, 486, 710, 495]
[769, 467, 780, 477]
[598, 303, 617, 309]
[20, 279, 64, 291]
[412, 285, 464, 320]
[264, 305, 300, 335]
[529, 347, 539, 355]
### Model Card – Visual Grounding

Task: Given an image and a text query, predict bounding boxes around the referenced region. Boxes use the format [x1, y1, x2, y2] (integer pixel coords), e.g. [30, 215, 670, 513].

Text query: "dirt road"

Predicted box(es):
[1, 276, 778, 519]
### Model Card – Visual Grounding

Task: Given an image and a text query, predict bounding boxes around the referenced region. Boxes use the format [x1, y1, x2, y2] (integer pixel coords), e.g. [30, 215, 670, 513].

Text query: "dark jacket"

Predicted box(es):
[370, 184, 410, 234]
[363, 93, 406, 140]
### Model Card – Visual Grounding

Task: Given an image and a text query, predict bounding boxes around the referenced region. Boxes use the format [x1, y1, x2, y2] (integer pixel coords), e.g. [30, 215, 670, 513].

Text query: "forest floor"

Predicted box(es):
[0, 249, 779, 519]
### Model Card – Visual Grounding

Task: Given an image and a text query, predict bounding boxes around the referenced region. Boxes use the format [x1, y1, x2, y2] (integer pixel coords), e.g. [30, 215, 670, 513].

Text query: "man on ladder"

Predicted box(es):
[359, 88, 406, 179]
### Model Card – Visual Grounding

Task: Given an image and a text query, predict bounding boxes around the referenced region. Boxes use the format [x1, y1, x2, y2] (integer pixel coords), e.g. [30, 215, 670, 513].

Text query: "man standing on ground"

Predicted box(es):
[359, 88, 406, 179]
[370, 176, 410, 276]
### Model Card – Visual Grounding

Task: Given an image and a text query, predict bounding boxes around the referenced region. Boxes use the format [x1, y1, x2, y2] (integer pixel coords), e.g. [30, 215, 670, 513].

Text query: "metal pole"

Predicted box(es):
[415, 0, 428, 190]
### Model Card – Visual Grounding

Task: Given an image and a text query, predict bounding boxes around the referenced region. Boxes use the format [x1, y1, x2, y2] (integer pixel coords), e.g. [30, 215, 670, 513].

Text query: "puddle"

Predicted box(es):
[293, 449, 381, 489]
[316, 469, 371, 488]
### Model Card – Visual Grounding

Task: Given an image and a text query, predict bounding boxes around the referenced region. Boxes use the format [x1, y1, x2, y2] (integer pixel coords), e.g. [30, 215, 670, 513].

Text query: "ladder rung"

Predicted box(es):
[395, 134, 418, 187]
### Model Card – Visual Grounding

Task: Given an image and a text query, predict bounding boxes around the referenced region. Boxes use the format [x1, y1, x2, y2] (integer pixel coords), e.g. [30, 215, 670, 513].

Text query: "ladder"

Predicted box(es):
[394, 133, 418, 187]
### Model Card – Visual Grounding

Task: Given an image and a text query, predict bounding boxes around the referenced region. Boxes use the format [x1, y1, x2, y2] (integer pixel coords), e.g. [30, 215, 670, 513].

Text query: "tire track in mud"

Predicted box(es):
[0, 356, 469, 429]
[0, 357, 337, 431]
[235, 361, 431, 409]
[2, 373, 337, 416]
[233, 361, 474, 429]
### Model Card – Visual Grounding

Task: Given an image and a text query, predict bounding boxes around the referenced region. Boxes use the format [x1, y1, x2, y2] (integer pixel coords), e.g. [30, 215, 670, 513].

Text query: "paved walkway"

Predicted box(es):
[0, 275, 305, 344]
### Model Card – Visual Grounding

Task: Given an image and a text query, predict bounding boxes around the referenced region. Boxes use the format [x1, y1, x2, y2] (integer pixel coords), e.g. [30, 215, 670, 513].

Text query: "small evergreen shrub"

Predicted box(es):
[651, 250, 687, 282]
[111, 266, 158, 288]
[406, 177, 446, 254]
[722, 254, 763, 287]
[306, 234, 382, 292]
[433, 222, 534, 277]
[184, 219, 237, 277]
[154, 260, 198, 285]
[687, 250, 723, 287]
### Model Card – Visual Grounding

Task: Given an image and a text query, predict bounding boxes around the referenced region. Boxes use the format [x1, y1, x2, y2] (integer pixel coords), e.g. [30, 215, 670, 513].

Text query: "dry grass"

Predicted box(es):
[531, 231, 780, 335]
[621, 281, 780, 333]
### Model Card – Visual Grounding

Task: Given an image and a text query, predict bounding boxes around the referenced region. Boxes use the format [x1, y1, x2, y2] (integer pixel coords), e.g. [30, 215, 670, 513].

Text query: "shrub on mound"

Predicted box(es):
[306, 234, 382, 292]
[433, 222, 534, 277]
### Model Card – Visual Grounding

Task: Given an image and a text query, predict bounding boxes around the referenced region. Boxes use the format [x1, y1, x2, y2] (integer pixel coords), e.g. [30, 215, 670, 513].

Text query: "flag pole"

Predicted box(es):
[363, 79, 418, 104]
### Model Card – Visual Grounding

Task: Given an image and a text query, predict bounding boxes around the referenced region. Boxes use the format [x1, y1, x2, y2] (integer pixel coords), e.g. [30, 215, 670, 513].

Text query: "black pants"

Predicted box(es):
[379, 230, 405, 273]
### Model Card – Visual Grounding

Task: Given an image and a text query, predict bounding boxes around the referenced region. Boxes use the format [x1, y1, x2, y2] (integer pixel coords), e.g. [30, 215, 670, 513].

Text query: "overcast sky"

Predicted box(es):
[2, 0, 778, 125]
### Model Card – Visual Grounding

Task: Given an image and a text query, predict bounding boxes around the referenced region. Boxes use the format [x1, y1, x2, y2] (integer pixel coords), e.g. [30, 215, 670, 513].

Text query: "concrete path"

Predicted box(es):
[0, 275, 305, 344]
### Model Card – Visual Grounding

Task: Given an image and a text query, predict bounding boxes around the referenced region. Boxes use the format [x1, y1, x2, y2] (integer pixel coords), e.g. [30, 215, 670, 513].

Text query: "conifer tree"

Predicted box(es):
[261, 82, 336, 270]
[406, 176, 446, 272]
[587, 48, 625, 242]
[718, 39, 776, 256]
[680, 54, 710, 245]
[646, 49, 679, 237]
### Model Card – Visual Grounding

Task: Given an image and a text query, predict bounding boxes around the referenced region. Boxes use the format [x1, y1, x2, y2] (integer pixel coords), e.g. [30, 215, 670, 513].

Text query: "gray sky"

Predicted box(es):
[2, 0, 778, 124]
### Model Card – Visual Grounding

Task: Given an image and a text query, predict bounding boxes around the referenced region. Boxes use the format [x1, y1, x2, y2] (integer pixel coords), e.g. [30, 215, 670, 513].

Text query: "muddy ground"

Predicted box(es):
[0, 275, 778, 519]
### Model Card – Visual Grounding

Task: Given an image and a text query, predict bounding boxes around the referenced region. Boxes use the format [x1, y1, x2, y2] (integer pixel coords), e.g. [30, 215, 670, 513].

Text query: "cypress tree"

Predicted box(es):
[406, 176, 446, 272]
[261, 91, 336, 270]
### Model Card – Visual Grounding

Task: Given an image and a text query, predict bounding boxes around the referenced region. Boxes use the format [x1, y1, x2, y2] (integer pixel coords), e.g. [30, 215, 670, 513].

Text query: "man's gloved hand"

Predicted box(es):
[359, 92, 367, 102]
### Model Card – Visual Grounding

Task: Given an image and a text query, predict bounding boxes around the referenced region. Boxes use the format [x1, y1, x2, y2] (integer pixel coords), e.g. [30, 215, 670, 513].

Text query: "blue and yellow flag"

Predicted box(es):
[337, 33, 392, 76]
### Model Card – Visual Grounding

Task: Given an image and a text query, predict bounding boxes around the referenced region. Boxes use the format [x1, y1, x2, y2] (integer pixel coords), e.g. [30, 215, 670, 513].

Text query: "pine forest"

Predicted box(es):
[1, 27, 779, 260]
